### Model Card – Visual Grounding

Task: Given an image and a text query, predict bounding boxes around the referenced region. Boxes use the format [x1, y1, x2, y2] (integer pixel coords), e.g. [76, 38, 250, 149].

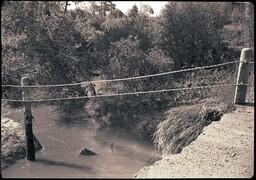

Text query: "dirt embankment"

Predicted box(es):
[134, 105, 254, 178]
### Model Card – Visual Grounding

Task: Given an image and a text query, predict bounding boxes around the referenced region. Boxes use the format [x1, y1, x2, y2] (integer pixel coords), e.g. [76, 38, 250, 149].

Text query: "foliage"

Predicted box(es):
[1, 1, 95, 110]
[2, 1, 241, 135]
[159, 2, 237, 69]
[109, 8, 125, 18]
[102, 12, 153, 51]
[127, 5, 139, 19]
[171, 66, 238, 105]
[93, 36, 174, 131]
[141, 4, 154, 16]
[88, 1, 116, 17]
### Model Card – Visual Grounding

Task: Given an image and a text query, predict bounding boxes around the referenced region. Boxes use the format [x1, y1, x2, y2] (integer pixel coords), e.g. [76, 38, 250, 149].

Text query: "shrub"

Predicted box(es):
[1, 2, 97, 110]
[159, 2, 236, 69]
[53, 86, 87, 113]
[171, 65, 238, 106]
[94, 36, 175, 132]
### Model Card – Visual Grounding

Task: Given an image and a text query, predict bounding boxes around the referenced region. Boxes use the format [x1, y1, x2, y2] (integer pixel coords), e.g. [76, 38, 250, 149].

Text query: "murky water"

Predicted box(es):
[1, 105, 157, 178]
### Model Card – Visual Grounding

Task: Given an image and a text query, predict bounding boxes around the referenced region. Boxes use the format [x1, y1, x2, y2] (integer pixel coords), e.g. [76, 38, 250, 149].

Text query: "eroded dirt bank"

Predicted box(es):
[135, 105, 254, 178]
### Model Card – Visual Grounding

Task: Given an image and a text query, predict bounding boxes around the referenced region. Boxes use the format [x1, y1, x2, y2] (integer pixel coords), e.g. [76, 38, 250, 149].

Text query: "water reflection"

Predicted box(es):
[2, 105, 160, 178]
[55, 108, 91, 127]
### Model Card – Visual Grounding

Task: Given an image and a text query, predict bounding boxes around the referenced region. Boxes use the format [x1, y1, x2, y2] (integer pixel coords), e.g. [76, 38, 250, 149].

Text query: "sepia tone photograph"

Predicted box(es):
[1, 1, 254, 178]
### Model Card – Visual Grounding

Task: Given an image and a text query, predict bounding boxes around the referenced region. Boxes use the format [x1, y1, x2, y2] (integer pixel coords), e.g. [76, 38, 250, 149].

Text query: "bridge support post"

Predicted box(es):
[21, 77, 35, 161]
[234, 48, 253, 104]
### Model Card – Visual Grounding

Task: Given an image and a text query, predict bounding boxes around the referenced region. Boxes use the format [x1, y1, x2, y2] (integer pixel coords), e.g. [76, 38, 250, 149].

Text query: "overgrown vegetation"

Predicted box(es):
[159, 2, 236, 69]
[153, 99, 235, 154]
[2, 2, 244, 154]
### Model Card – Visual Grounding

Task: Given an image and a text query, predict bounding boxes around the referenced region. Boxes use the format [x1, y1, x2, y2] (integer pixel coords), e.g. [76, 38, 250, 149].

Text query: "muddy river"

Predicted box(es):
[1, 105, 157, 178]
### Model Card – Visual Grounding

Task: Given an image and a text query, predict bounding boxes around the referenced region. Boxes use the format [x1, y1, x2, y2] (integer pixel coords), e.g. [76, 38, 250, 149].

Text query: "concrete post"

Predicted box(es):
[234, 48, 253, 104]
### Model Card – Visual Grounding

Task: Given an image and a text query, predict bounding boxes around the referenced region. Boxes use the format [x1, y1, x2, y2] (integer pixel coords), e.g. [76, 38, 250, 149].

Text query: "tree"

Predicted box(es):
[128, 5, 139, 19]
[159, 2, 233, 69]
[110, 8, 125, 18]
[1, 1, 98, 110]
[89, 1, 115, 17]
[141, 4, 154, 16]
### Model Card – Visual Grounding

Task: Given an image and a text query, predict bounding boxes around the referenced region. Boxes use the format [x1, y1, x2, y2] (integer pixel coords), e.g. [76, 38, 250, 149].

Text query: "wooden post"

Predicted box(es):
[21, 77, 35, 161]
[234, 48, 253, 104]
[65, 1, 70, 12]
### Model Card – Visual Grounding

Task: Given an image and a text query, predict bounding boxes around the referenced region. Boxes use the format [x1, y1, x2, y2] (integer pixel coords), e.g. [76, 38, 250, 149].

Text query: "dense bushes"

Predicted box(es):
[92, 33, 176, 128]
[92, 2, 238, 133]
[171, 66, 238, 105]
[159, 2, 236, 69]
[2, 1, 238, 118]
[1, 2, 97, 110]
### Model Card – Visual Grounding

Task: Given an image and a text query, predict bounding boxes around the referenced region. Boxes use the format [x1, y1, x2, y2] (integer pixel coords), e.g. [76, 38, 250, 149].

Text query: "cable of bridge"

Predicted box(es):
[1, 61, 240, 88]
[1, 83, 251, 103]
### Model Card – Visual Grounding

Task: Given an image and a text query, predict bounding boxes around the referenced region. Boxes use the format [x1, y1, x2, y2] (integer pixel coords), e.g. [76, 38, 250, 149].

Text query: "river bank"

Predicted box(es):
[134, 105, 254, 178]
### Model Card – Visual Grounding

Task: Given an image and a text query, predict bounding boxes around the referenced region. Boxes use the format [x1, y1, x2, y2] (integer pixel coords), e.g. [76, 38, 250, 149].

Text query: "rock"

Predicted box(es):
[1, 117, 42, 169]
[79, 147, 97, 156]
[207, 110, 222, 122]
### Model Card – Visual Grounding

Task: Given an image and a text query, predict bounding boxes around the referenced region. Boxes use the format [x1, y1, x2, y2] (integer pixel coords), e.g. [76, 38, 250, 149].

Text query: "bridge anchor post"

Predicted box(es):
[234, 48, 253, 104]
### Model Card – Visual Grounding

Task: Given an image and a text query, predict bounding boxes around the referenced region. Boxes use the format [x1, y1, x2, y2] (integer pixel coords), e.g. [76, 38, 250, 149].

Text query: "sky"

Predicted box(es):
[68, 1, 168, 16]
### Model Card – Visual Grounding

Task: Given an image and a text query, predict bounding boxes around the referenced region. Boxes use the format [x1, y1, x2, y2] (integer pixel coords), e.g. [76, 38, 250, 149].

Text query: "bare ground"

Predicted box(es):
[135, 105, 254, 178]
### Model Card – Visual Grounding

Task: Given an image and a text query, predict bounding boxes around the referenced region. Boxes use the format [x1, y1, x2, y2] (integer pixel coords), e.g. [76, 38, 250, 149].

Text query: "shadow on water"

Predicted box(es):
[34, 158, 92, 171]
[237, 102, 254, 106]
[54, 108, 92, 127]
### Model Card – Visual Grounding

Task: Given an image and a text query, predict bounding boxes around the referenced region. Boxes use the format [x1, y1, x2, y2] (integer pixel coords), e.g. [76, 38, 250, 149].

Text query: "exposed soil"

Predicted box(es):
[135, 105, 254, 178]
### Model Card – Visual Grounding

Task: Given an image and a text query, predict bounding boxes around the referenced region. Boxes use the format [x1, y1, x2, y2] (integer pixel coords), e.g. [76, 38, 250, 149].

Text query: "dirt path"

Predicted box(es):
[135, 105, 254, 178]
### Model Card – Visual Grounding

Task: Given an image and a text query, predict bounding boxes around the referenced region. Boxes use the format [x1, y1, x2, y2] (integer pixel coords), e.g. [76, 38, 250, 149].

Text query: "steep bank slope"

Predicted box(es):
[135, 105, 254, 178]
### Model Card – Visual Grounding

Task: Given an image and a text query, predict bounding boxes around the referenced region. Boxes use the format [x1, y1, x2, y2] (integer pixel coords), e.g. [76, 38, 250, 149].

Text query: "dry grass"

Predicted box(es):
[153, 98, 234, 155]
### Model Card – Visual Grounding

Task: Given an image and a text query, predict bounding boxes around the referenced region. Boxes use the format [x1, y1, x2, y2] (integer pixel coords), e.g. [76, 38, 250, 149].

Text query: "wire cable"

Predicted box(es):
[1, 61, 239, 88]
[1, 83, 251, 103]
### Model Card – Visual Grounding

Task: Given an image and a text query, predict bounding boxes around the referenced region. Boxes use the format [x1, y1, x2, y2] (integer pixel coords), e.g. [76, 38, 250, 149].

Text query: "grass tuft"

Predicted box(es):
[153, 98, 234, 154]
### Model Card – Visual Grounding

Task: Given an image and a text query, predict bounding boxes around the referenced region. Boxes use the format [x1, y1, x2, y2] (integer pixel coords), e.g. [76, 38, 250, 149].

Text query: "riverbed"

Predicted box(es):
[1, 105, 157, 178]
